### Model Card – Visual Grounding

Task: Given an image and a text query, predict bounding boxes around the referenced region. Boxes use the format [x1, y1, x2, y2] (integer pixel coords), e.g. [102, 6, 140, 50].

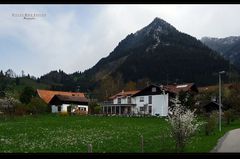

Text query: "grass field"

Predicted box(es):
[0, 114, 239, 153]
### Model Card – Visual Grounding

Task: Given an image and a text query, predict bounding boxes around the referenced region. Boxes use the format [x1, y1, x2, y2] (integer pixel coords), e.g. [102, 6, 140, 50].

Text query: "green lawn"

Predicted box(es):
[0, 114, 239, 153]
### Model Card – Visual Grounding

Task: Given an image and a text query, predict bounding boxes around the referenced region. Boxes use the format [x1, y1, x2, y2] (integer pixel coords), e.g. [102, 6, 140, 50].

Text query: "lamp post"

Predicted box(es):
[219, 71, 225, 132]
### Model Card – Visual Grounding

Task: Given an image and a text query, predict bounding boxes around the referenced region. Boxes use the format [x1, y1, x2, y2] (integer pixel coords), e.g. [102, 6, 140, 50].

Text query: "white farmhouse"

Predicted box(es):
[102, 84, 169, 116]
[37, 89, 88, 114]
[132, 84, 168, 116]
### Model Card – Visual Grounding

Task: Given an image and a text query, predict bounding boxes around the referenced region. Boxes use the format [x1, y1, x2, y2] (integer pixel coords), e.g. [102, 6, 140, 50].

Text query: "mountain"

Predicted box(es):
[201, 36, 240, 69]
[83, 17, 235, 86]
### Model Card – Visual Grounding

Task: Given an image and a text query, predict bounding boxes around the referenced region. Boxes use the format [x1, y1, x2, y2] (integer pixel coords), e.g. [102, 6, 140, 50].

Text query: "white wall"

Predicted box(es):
[134, 94, 168, 116]
[61, 104, 69, 112]
[51, 104, 88, 113]
[72, 105, 88, 112]
[113, 96, 136, 104]
[111, 94, 168, 116]
[152, 94, 168, 116]
[51, 105, 58, 113]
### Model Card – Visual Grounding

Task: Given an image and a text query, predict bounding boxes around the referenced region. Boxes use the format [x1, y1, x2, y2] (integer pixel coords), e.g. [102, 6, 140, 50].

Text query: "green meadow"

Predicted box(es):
[0, 114, 239, 153]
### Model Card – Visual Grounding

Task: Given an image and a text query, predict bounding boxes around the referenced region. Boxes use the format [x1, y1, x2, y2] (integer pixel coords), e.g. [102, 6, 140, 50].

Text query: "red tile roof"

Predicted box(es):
[164, 83, 196, 94]
[37, 89, 85, 104]
[109, 90, 140, 99]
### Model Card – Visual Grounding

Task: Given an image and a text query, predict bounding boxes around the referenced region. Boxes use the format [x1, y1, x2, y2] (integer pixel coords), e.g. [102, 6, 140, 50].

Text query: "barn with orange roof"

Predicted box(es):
[37, 89, 88, 114]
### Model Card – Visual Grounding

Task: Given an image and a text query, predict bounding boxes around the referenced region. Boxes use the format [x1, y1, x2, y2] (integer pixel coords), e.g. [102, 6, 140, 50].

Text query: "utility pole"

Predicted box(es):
[219, 71, 225, 132]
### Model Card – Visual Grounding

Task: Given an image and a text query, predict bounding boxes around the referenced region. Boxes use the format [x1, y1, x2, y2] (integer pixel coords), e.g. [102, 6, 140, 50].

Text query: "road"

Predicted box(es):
[212, 128, 240, 152]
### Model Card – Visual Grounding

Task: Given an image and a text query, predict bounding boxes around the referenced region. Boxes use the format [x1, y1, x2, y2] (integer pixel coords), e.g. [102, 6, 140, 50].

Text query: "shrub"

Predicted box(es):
[88, 102, 101, 114]
[0, 96, 20, 115]
[94, 105, 101, 114]
[19, 86, 35, 104]
[59, 112, 69, 116]
[26, 97, 48, 115]
[223, 109, 234, 125]
[205, 111, 218, 136]
[14, 103, 28, 116]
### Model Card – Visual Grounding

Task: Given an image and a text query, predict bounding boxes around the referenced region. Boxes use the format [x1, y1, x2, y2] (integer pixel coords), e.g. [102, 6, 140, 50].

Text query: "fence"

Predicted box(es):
[85, 133, 172, 153]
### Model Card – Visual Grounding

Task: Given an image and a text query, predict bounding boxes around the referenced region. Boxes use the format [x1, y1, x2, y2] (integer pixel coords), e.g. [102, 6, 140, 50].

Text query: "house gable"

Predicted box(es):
[132, 84, 166, 97]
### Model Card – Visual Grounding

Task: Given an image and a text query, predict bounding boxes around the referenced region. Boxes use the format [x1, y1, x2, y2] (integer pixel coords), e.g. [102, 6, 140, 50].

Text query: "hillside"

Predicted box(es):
[201, 36, 240, 69]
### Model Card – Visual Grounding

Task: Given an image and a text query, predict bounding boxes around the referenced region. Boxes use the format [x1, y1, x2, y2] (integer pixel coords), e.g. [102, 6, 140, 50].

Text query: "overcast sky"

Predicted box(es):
[1, 4, 240, 77]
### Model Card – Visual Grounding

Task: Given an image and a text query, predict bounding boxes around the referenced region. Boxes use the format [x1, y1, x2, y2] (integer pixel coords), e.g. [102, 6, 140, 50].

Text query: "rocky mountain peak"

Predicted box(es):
[134, 17, 177, 37]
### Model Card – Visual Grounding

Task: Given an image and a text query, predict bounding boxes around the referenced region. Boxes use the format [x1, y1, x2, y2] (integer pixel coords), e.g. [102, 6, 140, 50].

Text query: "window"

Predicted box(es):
[83, 108, 86, 111]
[148, 96, 152, 104]
[152, 87, 156, 92]
[140, 97, 144, 102]
[118, 98, 121, 104]
[127, 97, 131, 104]
[140, 107, 144, 111]
[148, 106, 152, 114]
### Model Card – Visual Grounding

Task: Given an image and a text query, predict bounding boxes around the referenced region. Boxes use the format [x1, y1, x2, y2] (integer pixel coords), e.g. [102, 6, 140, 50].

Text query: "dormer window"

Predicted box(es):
[152, 87, 156, 92]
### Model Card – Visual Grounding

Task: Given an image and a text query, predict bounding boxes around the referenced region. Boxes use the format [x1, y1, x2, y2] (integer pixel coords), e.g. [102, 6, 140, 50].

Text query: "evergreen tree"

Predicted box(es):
[19, 86, 35, 104]
[15, 77, 20, 85]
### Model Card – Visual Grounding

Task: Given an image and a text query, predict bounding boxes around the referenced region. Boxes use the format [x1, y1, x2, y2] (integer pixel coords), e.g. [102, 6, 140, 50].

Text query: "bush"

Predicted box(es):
[14, 103, 28, 116]
[19, 86, 35, 104]
[94, 105, 101, 114]
[205, 111, 218, 136]
[59, 112, 68, 116]
[26, 97, 48, 115]
[88, 102, 101, 114]
[224, 109, 234, 125]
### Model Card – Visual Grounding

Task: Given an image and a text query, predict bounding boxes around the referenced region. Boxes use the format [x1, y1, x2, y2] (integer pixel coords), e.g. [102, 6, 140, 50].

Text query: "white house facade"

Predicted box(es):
[134, 94, 168, 116]
[132, 84, 168, 116]
[51, 104, 88, 113]
[102, 84, 169, 116]
[37, 89, 89, 115]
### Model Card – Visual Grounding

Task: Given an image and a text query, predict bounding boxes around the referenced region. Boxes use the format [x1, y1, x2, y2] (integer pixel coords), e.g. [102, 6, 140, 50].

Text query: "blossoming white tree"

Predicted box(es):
[168, 96, 201, 152]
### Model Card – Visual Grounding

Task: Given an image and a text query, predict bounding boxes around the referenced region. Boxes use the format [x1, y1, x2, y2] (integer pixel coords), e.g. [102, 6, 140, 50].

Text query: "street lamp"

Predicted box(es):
[219, 71, 225, 132]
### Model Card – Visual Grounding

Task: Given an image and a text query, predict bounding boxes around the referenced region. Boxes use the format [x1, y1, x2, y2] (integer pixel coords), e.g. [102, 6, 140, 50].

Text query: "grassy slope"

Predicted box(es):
[0, 115, 239, 153]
